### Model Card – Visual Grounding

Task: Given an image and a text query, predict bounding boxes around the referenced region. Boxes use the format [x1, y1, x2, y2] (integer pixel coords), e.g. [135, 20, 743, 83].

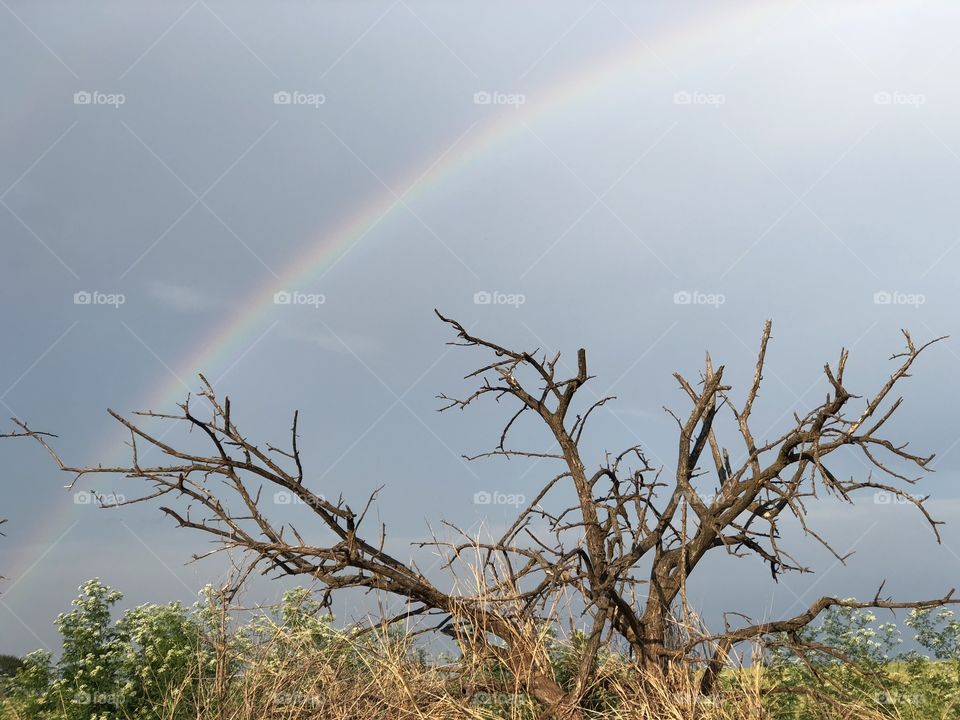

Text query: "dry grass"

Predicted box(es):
[140, 617, 899, 720]
[0, 587, 908, 720]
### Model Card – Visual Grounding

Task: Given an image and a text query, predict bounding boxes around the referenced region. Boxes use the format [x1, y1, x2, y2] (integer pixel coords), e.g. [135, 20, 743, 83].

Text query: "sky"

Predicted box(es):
[2, 0, 960, 656]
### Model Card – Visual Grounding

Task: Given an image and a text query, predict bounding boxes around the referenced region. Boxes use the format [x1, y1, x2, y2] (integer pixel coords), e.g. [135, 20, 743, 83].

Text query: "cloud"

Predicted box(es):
[146, 282, 216, 312]
[278, 323, 382, 355]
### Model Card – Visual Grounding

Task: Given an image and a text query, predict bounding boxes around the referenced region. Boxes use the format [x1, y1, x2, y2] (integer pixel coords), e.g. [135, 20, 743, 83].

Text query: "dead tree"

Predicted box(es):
[431, 314, 956, 691]
[6, 313, 957, 714]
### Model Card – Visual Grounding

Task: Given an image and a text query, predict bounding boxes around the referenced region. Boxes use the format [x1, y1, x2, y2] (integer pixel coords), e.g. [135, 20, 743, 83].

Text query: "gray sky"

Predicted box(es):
[2, 0, 960, 656]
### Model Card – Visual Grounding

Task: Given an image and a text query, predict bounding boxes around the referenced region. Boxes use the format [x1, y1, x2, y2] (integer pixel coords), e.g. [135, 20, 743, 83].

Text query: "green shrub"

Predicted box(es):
[764, 602, 960, 719]
[3, 579, 213, 720]
[0, 655, 24, 678]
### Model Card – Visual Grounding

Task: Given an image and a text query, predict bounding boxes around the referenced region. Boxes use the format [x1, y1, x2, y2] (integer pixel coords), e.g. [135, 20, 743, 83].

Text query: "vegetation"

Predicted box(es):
[0, 657, 23, 680]
[2, 579, 959, 719]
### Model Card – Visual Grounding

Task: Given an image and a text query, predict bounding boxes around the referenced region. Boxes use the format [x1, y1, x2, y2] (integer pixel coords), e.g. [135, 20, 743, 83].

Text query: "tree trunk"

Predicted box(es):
[638, 570, 676, 675]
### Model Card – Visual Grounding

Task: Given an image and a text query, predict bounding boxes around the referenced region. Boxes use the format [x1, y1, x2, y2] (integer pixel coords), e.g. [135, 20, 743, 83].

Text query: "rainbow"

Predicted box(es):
[10, 2, 780, 597]
[127, 0, 781, 421]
